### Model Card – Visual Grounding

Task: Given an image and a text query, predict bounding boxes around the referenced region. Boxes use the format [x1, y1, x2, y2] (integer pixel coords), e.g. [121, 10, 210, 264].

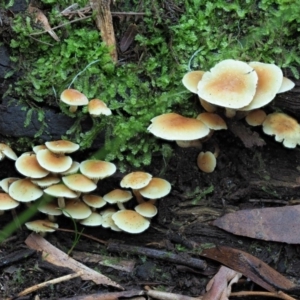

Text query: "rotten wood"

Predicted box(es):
[90, 0, 117, 62]
[107, 241, 207, 271]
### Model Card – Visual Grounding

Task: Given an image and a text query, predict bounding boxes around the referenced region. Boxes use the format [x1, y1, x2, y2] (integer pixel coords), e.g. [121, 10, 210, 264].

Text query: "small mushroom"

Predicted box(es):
[62, 199, 92, 220]
[60, 89, 89, 113]
[25, 219, 58, 236]
[0, 143, 18, 161]
[80, 212, 103, 226]
[245, 109, 267, 126]
[277, 77, 295, 94]
[197, 151, 217, 173]
[82, 194, 107, 210]
[103, 189, 133, 210]
[0, 193, 19, 215]
[88, 99, 112, 117]
[45, 140, 80, 154]
[262, 112, 300, 148]
[135, 202, 158, 218]
[120, 171, 152, 203]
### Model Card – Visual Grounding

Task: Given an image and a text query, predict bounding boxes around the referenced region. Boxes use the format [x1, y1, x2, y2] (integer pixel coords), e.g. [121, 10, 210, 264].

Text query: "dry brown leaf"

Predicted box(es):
[213, 205, 300, 244]
[199, 245, 297, 293]
[25, 233, 123, 289]
[202, 266, 242, 300]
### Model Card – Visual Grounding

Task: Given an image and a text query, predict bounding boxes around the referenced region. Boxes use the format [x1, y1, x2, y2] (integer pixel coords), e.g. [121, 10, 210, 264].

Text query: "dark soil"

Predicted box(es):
[1, 128, 300, 299]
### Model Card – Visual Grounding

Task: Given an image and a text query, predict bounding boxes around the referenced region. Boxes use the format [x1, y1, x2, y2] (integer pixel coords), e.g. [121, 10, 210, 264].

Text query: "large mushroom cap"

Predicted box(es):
[262, 112, 300, 148]
[240, 62, 283, 111]
[197, 59, 258, 109]
[15, 153, 49, 179]
[112, 210, 150, 234]
[148, 113, 210, 141]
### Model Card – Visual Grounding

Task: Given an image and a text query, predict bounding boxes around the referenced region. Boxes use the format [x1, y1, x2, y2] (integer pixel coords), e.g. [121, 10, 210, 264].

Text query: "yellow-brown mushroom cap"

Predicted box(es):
[245, 109, 267, 126]
[135, 202, 158, 218]
[240, 62, 283, 111]
[80, 160, 116, 180]
[112, 210, 150, 234]
[44, 184, 78, 198]
[197, 151, 217, 173]
[139, 178, 171, 199]
[60, 89, 88, 107]
[0, 193, 20, 210]
[36, 149, 73, 173]
[25, 220, 58, 233]
[0, 143, 18, 161]
[62, 174, 97, 193]
[15, 153, 49, 179]
[196, 112, 227, 130]
[103, 189, 133, 205]
[197, 59, 258, 109]
[120, 171, 152, 190]
[148, 113, 210, 141]
[262, 112, 300, 148]
[182, 70, 205, 93]
[45, 140, 79, 154]
[9, 178, 43, 202]
[82, 194, 107, 209]
[88, 99, 112, 116]
[62, 199, 92, 220]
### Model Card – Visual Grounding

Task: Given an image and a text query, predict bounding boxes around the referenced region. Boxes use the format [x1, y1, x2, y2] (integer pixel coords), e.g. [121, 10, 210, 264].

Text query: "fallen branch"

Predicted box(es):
[107, 240, 207, 270]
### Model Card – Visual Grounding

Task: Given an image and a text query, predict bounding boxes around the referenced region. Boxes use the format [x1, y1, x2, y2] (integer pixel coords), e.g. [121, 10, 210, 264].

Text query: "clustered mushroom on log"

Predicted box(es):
[0, 142, 171, 235]
[148, 59, 296, 173]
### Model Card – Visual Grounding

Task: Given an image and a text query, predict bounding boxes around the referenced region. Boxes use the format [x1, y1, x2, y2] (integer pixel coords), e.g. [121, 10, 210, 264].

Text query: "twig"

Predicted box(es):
[7, 271, 83, 300]
[29, 16, 92, 36]
[107, 241, 207, 270]
[230, 290, 297, 300]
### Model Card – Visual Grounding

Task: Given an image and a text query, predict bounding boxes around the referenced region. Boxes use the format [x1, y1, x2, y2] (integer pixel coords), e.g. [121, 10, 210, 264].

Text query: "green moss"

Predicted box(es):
[6, 0, 300, 168]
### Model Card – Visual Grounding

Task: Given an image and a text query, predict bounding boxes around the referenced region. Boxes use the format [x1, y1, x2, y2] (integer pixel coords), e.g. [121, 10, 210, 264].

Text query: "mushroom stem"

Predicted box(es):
[133, 189, 145, 204]
[58, 197, 65, 209]
[225, 108, 236, 118]
[148, 199, 157, 205]
[117, 202, 126, 210]
[69, 105, 78, 113]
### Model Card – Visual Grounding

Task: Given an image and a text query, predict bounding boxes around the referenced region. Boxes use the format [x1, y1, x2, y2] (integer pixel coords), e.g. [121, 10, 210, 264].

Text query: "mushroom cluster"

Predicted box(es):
[0, 142, 171, 235]
[148, 59, 297, 171]
[60, 88, 112, 117]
